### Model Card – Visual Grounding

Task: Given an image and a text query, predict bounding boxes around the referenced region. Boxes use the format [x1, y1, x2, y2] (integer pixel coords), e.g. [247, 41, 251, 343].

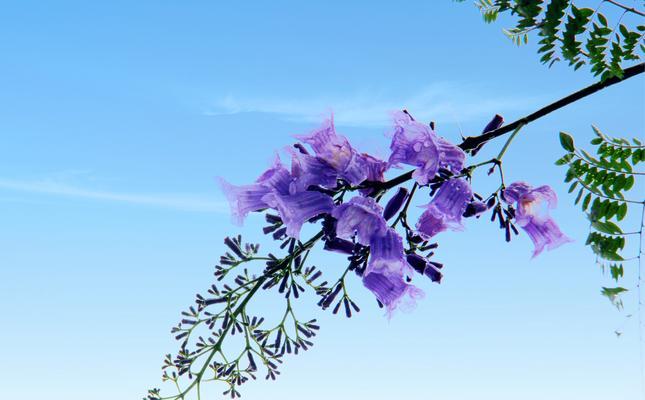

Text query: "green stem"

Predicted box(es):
[572, 174, 645, 204]
[391, 182, 418, 228]
[496, 124, 525, 161]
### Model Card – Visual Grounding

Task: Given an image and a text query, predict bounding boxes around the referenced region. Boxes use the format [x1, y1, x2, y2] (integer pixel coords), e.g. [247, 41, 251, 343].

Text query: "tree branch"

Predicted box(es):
[373, 62, 644, 192]
[459, 62, 645, 152]
[605, 0, 645, 17]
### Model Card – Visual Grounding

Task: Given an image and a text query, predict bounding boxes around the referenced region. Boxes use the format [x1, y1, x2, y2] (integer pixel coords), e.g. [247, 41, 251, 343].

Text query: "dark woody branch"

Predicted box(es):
[371, 62, 645, 193]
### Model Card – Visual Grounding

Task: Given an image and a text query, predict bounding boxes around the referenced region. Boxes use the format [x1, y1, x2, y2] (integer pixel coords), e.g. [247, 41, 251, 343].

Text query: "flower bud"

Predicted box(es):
[383, 187, 409, 220]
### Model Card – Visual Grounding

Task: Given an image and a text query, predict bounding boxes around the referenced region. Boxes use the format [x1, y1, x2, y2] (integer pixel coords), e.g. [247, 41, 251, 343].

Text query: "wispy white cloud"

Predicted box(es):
[0, 178, 228, 213]
[204, 82, 542, 127]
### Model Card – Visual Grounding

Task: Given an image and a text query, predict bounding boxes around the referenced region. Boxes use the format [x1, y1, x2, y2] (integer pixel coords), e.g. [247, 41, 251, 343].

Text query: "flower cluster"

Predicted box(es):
[220, 112, 571, 315]
[148, 111, 575, 400]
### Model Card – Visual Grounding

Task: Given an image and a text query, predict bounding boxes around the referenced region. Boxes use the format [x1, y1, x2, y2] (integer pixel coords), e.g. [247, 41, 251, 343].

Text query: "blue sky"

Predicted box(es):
[0, 1, 643, 399]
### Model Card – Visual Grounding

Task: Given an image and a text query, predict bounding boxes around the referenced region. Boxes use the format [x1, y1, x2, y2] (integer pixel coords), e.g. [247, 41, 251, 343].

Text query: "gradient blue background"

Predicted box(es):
[0, 1, 643, 399]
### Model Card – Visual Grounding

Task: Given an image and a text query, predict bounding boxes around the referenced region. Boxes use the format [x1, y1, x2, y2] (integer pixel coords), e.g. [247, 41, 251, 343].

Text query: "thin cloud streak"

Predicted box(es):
[204, 83, 542, 127]
[0, 178, 228, 213]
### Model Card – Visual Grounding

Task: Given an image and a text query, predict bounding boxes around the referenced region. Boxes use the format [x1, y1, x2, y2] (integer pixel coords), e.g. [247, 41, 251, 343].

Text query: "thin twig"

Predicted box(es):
[605, 0, 645, 17]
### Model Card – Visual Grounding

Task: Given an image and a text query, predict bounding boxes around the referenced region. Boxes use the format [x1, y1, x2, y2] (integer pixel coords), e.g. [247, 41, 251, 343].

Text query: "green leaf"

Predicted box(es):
[616, 203, 628, 221]
[582, 193, 592, 211]
[591, 220, 623, 235]
[568, 181, 578, 193]
[559, 131, 575, 152]
[610, 264, 624, 281]
[555, 153, 574, 165]
[574, 188, 584, 205]
[601, 286, 627, 309]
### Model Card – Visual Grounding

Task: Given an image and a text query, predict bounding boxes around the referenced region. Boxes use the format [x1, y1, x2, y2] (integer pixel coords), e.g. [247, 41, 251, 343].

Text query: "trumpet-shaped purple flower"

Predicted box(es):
[297, 117, 386, 186]
[363, 229, 423, 315]
[416, 178, 472, 238]
[502, 182, 572, 257]
[288, 147, 338, 192]
[263, 190, 334, 239]
[219, 156, 293, 224]
[332, 196, 387, 245]
[220, 155, 335, 238]
[361, 153, 388, 183]
[436, 136, 466, 173]
[388, 111, 466, 185]
[388, 111, 440, 185]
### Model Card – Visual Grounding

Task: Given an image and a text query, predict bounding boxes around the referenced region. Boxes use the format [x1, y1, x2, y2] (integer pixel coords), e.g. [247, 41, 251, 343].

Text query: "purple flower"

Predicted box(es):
[383, 187, 409, 220]
[388, 111, 465, 185]
[363, 229, 423, 315]
[502, 182, 572, 257]
[361, 153, 388, 183]
[332, 196, 387, 246]
[288, 147, 338, 192]
[220, 155, 335, 238]
[357, 153, 388, 196]
[297, 117, 386, 186]
[436, 136, 466, 173]
[388, 111, 440, 185]
[219, 156, 293, 224]
[263, 191, 334, 239]
[416, 178, 473, 238]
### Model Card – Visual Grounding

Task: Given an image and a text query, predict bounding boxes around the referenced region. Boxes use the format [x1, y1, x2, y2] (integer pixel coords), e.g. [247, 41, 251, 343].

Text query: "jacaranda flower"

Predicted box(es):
[388, 111, 440, 185]
[416, 178, 472, 238]
[388, 111, 465, 185]
[219, 156, 293, 224]
[288, 146, 338, 192]
[297, 116, 387, 186]
[436, 136, 465, 173]
[263, 190, 334, 239]
[220, 155, 334, 238]
[332, 196, 387, 246]
[502, 182, 572, 257]
[363, 229, 423, 315]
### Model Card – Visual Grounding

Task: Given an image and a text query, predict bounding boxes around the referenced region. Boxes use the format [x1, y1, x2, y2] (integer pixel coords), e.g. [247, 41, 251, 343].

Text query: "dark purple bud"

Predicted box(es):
[224, 237, 245, 259]
[343, 298, 352, 318]
[463, 201, 490, 218]
[263, 224, 280, 234]
[309, 270, 322, 282]
[247, 352, 257, 371]
[323, 238, 355, 254]
[201, 297, 227, 306]
[472, 114, 505, 156]
[424, 264, 443, 283]
[293, 143, 310, 155]
[272, 227, 287, 240]
[265, 213, 282, 224]
[429, 261, 443, 270]
[482, 114, 504, 133]
[383, 187, 409, 220]
[406, 253, 427, 275]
